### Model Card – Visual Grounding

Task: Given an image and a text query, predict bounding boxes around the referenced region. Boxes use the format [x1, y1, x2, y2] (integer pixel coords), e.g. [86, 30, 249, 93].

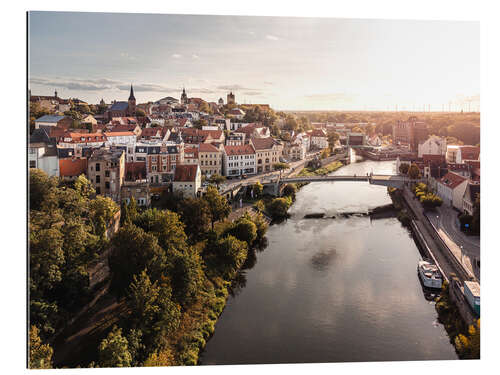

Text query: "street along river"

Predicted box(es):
[200, 158, 457, 364]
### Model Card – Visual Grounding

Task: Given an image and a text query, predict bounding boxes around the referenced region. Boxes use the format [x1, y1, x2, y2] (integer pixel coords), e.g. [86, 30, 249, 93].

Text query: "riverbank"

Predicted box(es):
[387, 186, 479, 359]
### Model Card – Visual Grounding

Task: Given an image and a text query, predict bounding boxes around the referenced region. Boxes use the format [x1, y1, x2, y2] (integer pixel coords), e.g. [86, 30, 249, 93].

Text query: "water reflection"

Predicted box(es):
[201, 160, 457, 365]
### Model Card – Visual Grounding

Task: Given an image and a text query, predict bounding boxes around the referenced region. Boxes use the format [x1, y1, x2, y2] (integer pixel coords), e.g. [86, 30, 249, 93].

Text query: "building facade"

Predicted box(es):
[87, 148, 126, 202]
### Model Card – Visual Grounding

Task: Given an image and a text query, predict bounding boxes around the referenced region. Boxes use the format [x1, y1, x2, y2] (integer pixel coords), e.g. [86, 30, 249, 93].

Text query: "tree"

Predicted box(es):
[208, 174, 226, 188]
[217, 235, 248, 278]
[126, 271, 181, 350]
[178, 197, 211, 241]
[399, 163, 410, 175]
[408, 163, 421, 179]
[89, 196, 119, 235]
[273, 162, 289, 177]
[282, 183, 297, 199]
[134, 208, 187, 252]
[29, 169, 58, 211]
[320, 148, 330, 159]
[29, 325, 53, 369]
[109, 224, 168, 292]
[135, 108, 146, 117]
[267, 198, 291, 219]
[98, 326, 132, 368]
[230, 216, 257, 246]
[252, 181, 263, 198]
[203, 186, 231, 230]
[252, 212, 269, 242]
[169, 248, 204, 307]
[74, 174, 95, 198]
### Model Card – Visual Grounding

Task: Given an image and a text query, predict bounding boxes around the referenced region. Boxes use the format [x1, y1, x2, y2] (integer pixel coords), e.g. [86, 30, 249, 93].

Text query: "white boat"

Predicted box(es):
[417, 260, 443, 289]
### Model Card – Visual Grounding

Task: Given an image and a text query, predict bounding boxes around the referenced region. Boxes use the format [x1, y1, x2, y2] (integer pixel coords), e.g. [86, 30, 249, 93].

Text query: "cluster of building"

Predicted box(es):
[394, 118, 480, 216]
[29, 87, 330, 207]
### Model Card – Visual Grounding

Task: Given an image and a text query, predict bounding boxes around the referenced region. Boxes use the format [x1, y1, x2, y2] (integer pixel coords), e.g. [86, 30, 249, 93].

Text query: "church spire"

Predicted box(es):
[129, 84, 135, 100]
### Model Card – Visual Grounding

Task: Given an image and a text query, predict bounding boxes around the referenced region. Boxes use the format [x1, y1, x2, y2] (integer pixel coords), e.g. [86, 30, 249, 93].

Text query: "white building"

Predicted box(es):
[308, 129, 329, 149]
[436, 172, 468, 209]
[418, 136, 447, 158]
[223, 144, 256, 177]
[173, 164, 201, 197]
[29, 129, 60, 177]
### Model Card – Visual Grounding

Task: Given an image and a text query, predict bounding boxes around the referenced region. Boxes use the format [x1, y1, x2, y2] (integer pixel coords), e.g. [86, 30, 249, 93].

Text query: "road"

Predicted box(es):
[426, 206, 480, 280]
[218, 152, 319, 191]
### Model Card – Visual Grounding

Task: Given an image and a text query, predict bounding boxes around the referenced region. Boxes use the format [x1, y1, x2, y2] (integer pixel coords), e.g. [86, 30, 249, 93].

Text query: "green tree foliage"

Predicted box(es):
[134, 208, 187, 252]
[230, 215, 257, 246]
[273, 162, 289, 176]
[169, 248, 204, 307]
[74, 174, 95, 198]
[89, 196, 119, 235]
[208, 173, 226, 188]
[126, 271, 181, 351]
[268, 197, 291, 219]
[252, 212, 269, 243]
[109, 224, 168, 292]
[216, 235, 248, 278]
[399, 163, 410, 175]
[282, 183, 297, 200]
[252, 181, 263, 198]
[29, 325, 53, 369]
[192, 119, 208, 129]
[178, 197, 211, 241]
[320, 148, 330, 159]
[98, 326, 132, 368]
[203, 186, 231, 230]
[135, 108, 146, 117]
[408, 163, 421, 179]
[29, 169, 58, 211]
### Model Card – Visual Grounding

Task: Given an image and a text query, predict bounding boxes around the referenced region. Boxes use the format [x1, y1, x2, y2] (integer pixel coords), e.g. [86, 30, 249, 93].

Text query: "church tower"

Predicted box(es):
[128, 84, 136, 115]
[181, 87, 188, 105]
[227, 91, 235, 105]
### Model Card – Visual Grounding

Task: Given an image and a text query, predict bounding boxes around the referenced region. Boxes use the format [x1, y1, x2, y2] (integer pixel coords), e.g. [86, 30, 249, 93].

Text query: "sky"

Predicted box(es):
[28, 12, 480, 111]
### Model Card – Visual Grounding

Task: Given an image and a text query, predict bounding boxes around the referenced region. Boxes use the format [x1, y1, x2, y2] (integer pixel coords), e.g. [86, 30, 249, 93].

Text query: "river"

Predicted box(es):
[200, 157, 457, 365]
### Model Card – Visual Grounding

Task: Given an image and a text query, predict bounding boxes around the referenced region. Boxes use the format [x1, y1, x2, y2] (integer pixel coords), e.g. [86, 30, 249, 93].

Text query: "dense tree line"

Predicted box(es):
[29, 170, 119, 368]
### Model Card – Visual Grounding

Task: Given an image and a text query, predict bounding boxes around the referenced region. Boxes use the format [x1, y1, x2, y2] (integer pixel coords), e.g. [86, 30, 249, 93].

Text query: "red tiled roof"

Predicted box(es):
[439, 172, 467, 189]
[422, 154, 446, 163]
[59, 158, 87, 177]
[224, 144, 255, 156]
[125, 162, 146, 181]
[459, 146, 480, 161]
[198, 143, 220, 153]
[184, 147, 199, 159]
[251, 137, 277, 150]
[174, 164, 199, 182]
[104, 131, 135, 137]
[63, 132, 107, 143]
[309, 129, 328, 137]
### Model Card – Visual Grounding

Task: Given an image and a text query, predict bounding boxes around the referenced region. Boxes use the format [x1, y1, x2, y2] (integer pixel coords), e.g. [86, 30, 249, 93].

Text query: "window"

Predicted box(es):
[105, 170, 110, 177]
[96, 187, 101, 194]
[29, 160, 36, 168]
[105, 181, 110, 189]
[95, 163, 100, 172]
[96, 175, 100, 183]
[152, 165, 157, 171]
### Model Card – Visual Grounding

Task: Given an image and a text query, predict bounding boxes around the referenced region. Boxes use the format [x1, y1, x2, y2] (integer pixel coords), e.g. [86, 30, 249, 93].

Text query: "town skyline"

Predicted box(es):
[29, 12, 479, 111]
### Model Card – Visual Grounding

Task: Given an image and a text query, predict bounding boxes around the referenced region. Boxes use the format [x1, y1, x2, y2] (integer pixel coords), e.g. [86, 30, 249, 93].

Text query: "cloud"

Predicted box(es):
[243, 91, 263, 96]
[264, 81, 273, 85]
[172, 54, 182, 58]
[191, 54, 199, 59]
[216, 84, 258, 91]
[304, 93, 356, 103]
[29, 76, 118, 91]
[265, 35, 279, 41]
[117, 83, 178, 93]
[248, 31, 255, 35]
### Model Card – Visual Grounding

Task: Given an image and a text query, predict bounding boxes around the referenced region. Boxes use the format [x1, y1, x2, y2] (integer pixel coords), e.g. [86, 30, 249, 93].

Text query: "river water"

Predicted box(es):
[200, 157, 457, 365]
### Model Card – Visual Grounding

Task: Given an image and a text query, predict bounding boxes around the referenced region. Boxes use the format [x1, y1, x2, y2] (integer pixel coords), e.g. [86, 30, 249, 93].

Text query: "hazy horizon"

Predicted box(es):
[28, 12, 479, 111]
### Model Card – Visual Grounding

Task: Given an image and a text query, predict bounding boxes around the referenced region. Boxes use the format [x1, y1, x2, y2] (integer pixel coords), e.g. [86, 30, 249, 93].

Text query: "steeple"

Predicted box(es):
[128, 84, 135, 100]
[54, 89, 58, 98]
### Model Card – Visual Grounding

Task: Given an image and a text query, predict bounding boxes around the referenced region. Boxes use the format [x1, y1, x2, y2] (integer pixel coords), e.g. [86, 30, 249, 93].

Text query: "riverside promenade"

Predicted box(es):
[402, 186, 477, 283]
